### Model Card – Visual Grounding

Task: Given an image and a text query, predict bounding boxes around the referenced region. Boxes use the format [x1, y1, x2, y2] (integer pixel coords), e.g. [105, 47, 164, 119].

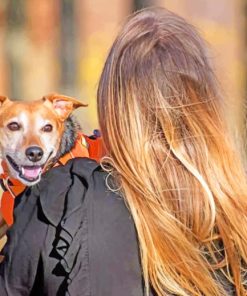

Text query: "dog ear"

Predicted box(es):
[43, 93, 88, 121]
[0, 96, 9, 107]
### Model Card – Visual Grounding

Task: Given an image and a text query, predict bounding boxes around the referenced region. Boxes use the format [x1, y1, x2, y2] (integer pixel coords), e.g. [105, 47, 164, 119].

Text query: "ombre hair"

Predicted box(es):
[97, 7, 247, 296]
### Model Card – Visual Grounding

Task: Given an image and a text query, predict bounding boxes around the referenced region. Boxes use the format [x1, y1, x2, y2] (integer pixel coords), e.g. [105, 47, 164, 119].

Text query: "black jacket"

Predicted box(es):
[0, 158, 145, 296]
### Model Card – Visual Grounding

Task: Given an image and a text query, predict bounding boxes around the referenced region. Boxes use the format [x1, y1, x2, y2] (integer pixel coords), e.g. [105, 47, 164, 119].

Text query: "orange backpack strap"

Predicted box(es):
[84, 130, 106, 162]
[1, 191, 15, 226]
[57, 131, 105, 164]
[0, 161, 26, 226]
[56, 133, 89, 166]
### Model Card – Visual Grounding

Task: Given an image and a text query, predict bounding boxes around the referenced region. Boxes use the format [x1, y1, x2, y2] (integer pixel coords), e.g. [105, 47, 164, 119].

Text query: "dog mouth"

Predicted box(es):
[6, 155, 44, 182]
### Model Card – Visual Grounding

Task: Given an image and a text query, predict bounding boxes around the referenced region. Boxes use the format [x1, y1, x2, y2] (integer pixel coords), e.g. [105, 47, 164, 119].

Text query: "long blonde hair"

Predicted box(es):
[97, 7, 247, 295]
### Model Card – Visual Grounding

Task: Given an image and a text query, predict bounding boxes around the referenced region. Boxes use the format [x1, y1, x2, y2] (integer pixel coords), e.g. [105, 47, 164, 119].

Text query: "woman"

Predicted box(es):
[1, 7, 247, 296]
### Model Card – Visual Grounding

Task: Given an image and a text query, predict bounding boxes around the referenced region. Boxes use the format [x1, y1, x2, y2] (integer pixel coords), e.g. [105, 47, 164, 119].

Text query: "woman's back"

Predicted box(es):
[97, 7, 247, 296]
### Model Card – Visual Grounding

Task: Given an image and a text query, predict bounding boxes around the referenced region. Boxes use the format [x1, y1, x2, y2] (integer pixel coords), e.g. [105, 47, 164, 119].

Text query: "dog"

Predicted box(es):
[0, 93, 104, 235]
[0, 93, 88, 186]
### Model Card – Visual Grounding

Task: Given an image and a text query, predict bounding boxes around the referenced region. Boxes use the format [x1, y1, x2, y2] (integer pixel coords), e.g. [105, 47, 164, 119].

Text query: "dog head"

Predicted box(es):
[0, 94, 87, 186]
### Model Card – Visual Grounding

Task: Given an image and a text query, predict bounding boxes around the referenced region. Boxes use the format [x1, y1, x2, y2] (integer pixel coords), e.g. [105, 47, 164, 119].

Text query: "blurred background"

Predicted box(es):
[0, 0, 245, 144]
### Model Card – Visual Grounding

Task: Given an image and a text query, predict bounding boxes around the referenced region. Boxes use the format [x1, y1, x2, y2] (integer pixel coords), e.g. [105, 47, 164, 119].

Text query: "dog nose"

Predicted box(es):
[25, 146, 44, 162]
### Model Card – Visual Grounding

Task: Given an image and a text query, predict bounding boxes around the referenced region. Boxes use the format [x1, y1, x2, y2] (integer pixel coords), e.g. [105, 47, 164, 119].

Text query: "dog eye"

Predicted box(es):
[42, 124, 53, 132]
[7, 122, 21, 131]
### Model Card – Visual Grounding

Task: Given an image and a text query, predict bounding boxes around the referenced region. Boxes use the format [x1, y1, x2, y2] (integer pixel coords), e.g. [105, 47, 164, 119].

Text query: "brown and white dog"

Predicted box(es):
[0, 93, 87, 186]
[0, 94, 91, 243]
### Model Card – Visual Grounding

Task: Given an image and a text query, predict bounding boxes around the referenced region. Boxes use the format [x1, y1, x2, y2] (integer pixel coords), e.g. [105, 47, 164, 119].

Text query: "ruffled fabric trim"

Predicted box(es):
[57, 206, 90, 296]
[38, 158, 100, 295]
[52, 169, 92, 295]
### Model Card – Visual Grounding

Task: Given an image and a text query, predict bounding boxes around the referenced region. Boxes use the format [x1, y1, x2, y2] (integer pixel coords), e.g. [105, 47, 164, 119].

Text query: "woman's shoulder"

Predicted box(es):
[69, 157, 129, 220]
[45, 157, 102, 183]
[47, 157, 106, 186]
[38, 157, 124, 224]
[69, 157, 102, 181]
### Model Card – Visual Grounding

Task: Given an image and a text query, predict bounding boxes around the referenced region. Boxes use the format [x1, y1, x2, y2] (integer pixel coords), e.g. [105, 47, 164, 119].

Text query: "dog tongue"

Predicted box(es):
[22, 167, 41, 180]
